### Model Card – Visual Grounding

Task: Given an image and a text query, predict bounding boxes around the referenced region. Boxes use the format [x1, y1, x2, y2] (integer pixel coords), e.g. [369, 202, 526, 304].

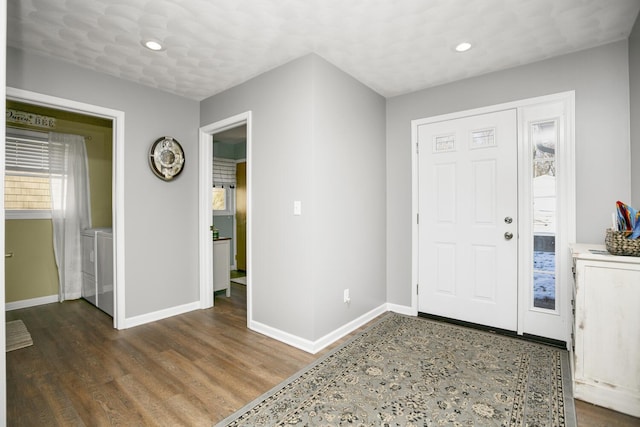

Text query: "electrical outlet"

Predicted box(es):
[343, 289, 350, 304]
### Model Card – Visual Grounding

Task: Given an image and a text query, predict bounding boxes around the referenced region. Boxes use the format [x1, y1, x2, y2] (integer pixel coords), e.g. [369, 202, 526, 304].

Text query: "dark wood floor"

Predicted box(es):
[6, 284, 640, 426]
[6, 284, 331, 426]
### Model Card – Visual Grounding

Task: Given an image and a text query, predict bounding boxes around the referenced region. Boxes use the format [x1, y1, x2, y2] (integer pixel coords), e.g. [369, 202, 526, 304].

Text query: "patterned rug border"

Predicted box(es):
[215, 313, 394, 426]
[216, 312, 577, 426]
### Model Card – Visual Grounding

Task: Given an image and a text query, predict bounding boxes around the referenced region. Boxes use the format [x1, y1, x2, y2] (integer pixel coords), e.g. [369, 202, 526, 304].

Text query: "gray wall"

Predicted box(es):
[6, 47, 201, 318]
[200, 54, 386, 340]
[310, 55, 387, 337]
[630, 16, 640, 207]
[386, 41, 632, 307]
[202, 55, 316, 338]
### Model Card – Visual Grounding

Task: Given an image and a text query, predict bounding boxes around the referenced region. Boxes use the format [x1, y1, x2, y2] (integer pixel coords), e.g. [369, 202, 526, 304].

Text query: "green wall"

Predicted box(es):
[5, 220, 59, 301]
[5, 101, 113, 303]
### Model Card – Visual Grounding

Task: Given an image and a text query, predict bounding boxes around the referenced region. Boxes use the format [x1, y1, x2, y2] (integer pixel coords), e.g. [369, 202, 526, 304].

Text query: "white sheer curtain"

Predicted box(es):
[48, 132, 92, 301]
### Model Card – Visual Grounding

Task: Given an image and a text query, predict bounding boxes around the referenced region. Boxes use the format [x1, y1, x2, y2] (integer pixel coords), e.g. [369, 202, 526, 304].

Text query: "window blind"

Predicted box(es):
[213, 157, 236, 188]
[5, 130, 50, 174]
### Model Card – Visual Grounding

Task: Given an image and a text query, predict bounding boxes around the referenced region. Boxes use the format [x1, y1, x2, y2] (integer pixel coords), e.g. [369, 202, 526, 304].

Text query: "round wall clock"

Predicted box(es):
[149, 136, 185, 181]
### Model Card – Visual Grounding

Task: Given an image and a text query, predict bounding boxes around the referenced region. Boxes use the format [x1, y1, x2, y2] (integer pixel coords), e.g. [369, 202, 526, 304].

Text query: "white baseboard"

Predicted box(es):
[250, 303, 388, 354]
[250, 319, 316, 353]
[6, 294, 58, 311]
[386, 303, 416, 316]
[311, 304, 388, 353]
[122, 301, 201, 329]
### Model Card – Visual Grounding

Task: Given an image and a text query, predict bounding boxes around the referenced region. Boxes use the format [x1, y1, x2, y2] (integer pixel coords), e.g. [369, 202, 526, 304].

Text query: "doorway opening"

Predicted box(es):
[5, 87, 126, 329]
[212, 126, 247, 297]
[198, 112, 252, 327]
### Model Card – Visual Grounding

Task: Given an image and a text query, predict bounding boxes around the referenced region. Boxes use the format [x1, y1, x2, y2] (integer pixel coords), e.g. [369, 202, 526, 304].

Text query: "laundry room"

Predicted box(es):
[5, 100, 113, 313]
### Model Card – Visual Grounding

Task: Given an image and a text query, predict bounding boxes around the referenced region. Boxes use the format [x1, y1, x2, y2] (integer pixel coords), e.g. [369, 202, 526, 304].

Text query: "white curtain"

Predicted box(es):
[48, 132, 92, 301]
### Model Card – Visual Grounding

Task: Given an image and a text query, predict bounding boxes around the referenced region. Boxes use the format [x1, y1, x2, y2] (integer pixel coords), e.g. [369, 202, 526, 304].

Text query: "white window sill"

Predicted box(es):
[5, 210, 52, 220]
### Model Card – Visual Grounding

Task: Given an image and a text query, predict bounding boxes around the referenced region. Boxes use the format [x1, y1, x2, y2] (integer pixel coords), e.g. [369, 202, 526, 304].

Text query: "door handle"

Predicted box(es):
[504, 232, 514, 240]
[504, 216, 513, 224]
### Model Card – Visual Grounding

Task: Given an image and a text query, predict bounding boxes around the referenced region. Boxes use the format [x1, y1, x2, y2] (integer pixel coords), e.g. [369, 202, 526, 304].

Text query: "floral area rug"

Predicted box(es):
[217, 313, 576, 426]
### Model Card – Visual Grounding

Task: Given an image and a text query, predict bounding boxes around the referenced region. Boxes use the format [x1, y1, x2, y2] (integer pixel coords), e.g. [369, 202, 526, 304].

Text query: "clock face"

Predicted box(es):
[149, 137, 184, 181]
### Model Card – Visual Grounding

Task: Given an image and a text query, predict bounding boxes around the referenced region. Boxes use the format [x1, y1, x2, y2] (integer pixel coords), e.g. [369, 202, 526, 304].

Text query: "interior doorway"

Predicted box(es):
[211, 125, 247, 275]
[5, 87, 126, 329]
[198, 112, 252, 327]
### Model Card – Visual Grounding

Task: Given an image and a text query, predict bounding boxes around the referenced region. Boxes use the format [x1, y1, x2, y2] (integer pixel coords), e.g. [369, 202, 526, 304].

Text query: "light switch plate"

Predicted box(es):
[293, 200, 302, 215]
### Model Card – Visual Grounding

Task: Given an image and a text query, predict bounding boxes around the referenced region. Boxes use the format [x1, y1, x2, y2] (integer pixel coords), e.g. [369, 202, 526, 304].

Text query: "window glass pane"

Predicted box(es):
[212, 187, 226, 211]
[4, 174, 51, 210]
[532, 120, 556, 310]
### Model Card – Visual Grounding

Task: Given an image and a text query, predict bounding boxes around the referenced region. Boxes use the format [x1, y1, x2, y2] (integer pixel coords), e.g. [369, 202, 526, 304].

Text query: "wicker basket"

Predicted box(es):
[605, 229, 640, 257]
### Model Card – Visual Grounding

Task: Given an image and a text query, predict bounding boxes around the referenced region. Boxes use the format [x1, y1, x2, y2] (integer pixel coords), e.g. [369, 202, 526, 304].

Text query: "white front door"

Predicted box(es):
[417, 109, 518, 331]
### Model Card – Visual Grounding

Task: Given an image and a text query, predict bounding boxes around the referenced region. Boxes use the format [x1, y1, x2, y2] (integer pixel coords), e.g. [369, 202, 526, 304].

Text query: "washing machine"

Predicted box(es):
[81, 227, 113, 316]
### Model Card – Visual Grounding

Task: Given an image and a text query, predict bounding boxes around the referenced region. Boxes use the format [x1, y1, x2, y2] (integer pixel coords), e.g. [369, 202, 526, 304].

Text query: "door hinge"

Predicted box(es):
[416, 142, 419, 154]
[417, 213, 419, 224]
[416, 283, 419, 294]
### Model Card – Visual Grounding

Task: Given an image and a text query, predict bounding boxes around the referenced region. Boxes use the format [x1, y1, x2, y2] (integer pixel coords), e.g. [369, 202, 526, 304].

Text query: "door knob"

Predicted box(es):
[504, 232, 514, 240]
[504, 216, 513, 224]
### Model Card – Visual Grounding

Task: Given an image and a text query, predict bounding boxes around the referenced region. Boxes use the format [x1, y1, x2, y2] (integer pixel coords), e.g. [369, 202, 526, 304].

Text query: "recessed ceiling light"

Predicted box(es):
[142, 40, 165, 51]
[455, 42, 472, 52]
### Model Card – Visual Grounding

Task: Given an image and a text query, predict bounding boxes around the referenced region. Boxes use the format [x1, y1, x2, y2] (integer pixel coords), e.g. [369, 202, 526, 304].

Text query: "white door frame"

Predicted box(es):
[411, 92, 575, 344]
[1, 7, 7, 421]
[198, 112, 252, 326]
[6, 87, 127, 330]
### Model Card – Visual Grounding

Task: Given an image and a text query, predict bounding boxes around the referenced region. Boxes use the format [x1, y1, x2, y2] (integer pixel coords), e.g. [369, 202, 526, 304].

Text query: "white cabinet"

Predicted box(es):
[81, 228, 114, 316]
[570, 244, 640, 417]
[213, 238, 231, 297]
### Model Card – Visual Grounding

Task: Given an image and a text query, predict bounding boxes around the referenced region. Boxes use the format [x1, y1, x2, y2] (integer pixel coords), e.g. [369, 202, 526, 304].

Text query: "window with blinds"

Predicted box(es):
[6, 133, 50, 173]
[213, 157, 236, 188]
[212, 158, 236, 215]
[5, 130, 53, 217]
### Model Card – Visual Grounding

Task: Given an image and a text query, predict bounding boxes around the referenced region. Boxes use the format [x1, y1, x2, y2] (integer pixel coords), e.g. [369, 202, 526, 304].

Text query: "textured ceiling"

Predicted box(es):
[7, 0, 640, 101]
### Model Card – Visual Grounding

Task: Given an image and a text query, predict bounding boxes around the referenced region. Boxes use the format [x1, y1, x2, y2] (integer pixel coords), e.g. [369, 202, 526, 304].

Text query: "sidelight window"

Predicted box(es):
[531, 120, 557, 311]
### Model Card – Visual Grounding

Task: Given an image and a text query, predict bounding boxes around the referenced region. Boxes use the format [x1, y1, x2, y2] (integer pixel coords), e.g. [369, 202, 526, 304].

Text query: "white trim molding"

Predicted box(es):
[4, 210, 52, 220]
[386, 303, 415, 317]
[5, 294, 58, 311]
[250, 304, 388, 354]
[1, 4, 8, 423]
[123, 301, 201, 329]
